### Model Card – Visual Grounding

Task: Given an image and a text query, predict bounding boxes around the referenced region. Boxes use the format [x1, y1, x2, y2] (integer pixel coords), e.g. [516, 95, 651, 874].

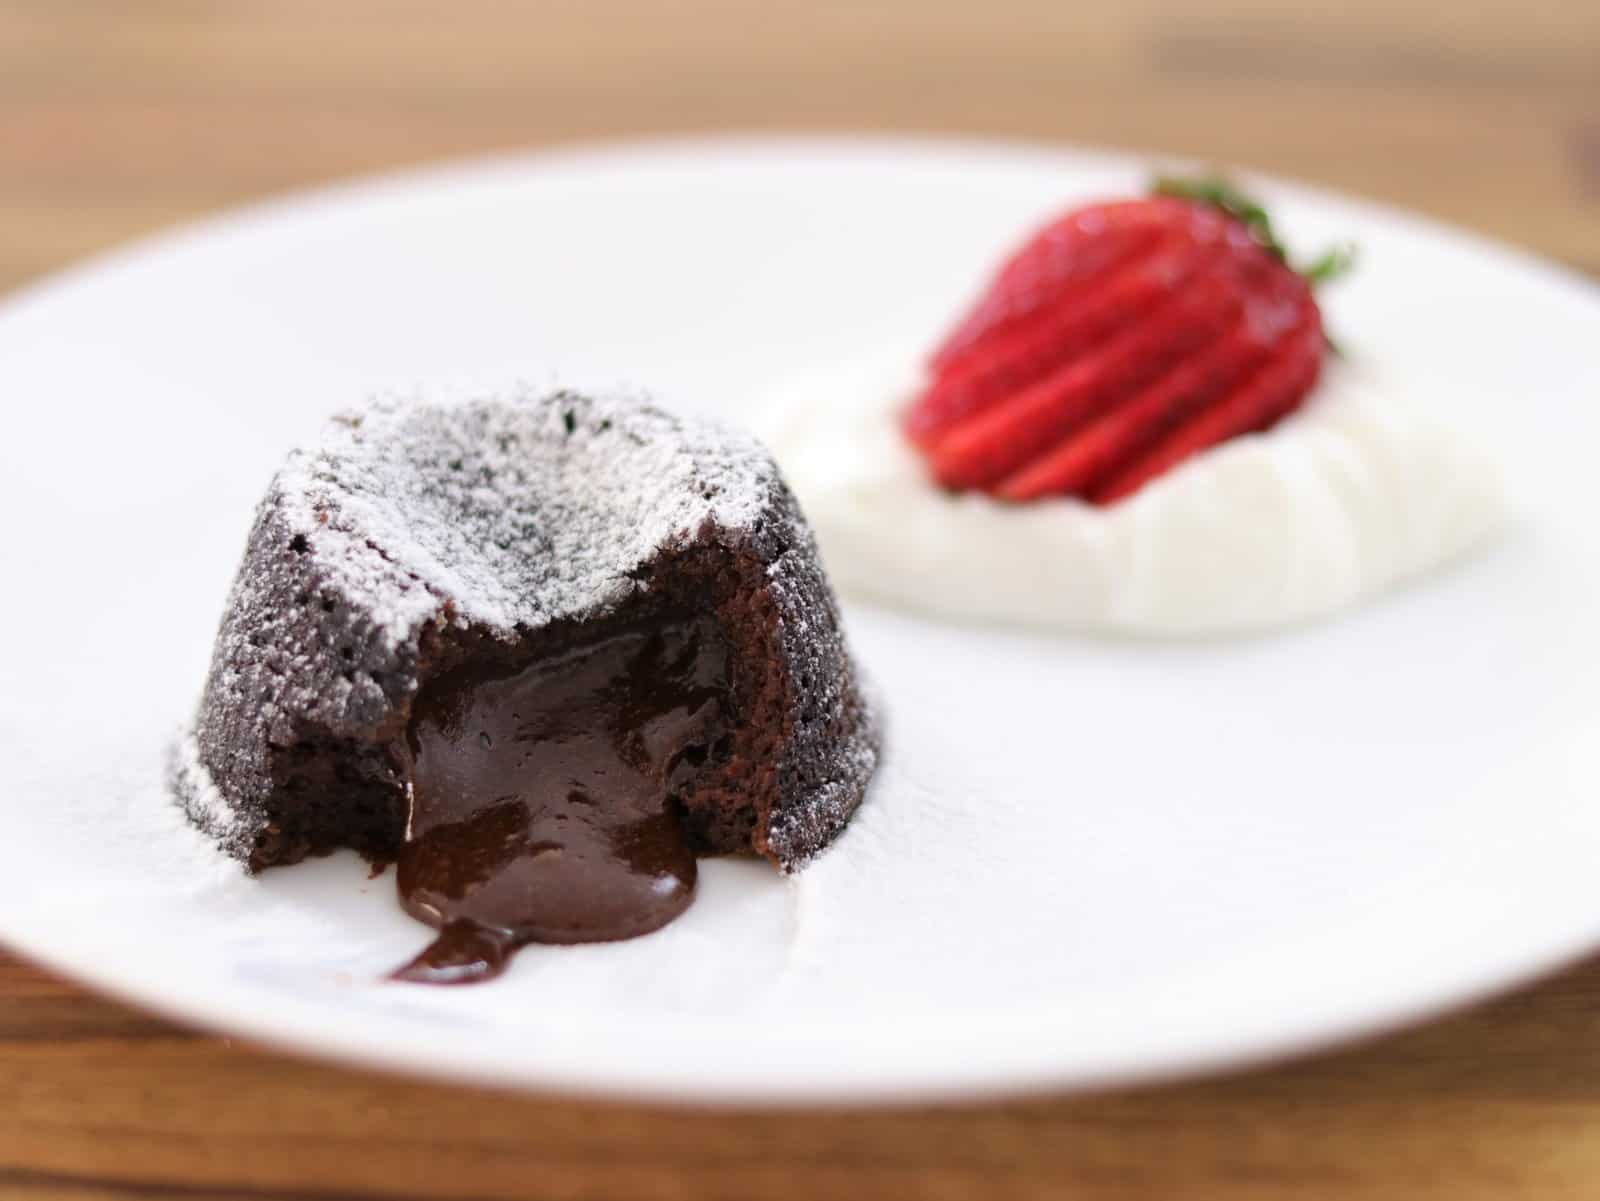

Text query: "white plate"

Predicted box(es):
[2, 137, 1599, 1106]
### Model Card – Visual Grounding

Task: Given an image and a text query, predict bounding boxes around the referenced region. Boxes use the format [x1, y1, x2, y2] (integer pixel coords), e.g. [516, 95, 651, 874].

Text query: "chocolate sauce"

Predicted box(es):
[392, 617, 729, 984]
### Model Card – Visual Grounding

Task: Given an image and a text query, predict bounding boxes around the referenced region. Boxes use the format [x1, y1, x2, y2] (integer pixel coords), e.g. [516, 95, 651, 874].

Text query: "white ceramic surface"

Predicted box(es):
[1, 137, 1598, 1106]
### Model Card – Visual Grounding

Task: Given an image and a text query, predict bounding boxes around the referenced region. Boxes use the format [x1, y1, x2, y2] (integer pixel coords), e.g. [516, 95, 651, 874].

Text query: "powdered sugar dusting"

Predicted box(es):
[170, 730, 241, 840]
[276, 386, 779, 643]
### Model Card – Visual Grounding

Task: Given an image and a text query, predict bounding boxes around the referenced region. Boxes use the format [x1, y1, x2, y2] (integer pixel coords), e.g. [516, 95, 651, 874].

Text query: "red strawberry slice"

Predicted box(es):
[902, 178, 1351, 505]
[906, 229, 1215, 449]
[994, 321, 1271, 501]
[995, 267, 1313, 501]
[1091, 314, 1324, 504]
[930, 197, 1221, 373]
[931, 208, 1162, 372]
[927, 266, 1244, 489]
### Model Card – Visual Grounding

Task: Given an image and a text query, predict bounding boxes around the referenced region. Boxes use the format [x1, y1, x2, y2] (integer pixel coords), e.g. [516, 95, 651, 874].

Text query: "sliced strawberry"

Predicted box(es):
[929, 201, 1181, 372]
[994, 321, 1269, 501]
[927, 266, 1244, 489]
[901, 178, 1351, 505]
[993, 267, 1313, 500]
[1089, 315, 1324, 504]
[905, 230, 1214, 449]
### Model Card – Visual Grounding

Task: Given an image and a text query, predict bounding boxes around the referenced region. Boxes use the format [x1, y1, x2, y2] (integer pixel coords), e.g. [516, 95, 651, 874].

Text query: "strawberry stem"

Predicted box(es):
[1151, 174, 1356, 287]
[1300, 243, 1358, 285]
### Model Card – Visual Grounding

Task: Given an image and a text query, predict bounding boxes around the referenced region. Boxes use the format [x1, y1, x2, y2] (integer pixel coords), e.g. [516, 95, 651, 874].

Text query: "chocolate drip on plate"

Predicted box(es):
[393, 617, 729, 984]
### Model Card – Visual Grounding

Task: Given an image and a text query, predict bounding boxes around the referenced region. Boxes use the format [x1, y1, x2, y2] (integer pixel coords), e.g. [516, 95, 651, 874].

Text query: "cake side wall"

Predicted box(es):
[742, 478, 881, 871]
[181, 482, 438, 867]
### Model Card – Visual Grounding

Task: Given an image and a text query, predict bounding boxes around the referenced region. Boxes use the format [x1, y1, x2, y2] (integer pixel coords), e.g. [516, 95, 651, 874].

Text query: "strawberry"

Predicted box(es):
[903, 177, 1352, 504]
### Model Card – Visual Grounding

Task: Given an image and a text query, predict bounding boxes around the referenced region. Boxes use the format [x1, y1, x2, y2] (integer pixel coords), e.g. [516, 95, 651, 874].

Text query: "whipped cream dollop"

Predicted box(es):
[758, 354, 1508, 636]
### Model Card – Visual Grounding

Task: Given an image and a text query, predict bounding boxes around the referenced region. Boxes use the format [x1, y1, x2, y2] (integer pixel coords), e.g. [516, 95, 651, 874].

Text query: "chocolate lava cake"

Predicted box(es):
[172, 388, 879, 982]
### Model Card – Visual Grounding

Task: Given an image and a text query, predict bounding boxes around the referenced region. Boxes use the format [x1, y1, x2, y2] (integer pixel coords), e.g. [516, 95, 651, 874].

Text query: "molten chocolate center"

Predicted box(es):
[392, 617, 729, 984]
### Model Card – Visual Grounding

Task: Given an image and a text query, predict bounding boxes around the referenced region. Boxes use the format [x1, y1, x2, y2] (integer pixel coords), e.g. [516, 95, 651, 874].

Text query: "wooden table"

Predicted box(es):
[3, 3, 1597, 1197]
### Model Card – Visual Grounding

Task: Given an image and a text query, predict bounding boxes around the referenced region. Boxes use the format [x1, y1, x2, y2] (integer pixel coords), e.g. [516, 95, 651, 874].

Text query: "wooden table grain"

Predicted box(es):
[3, 2, 1598, 1198]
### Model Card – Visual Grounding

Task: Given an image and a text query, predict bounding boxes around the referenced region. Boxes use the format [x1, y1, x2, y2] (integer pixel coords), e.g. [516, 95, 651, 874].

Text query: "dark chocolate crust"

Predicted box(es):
[173, 388, 878, 873]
